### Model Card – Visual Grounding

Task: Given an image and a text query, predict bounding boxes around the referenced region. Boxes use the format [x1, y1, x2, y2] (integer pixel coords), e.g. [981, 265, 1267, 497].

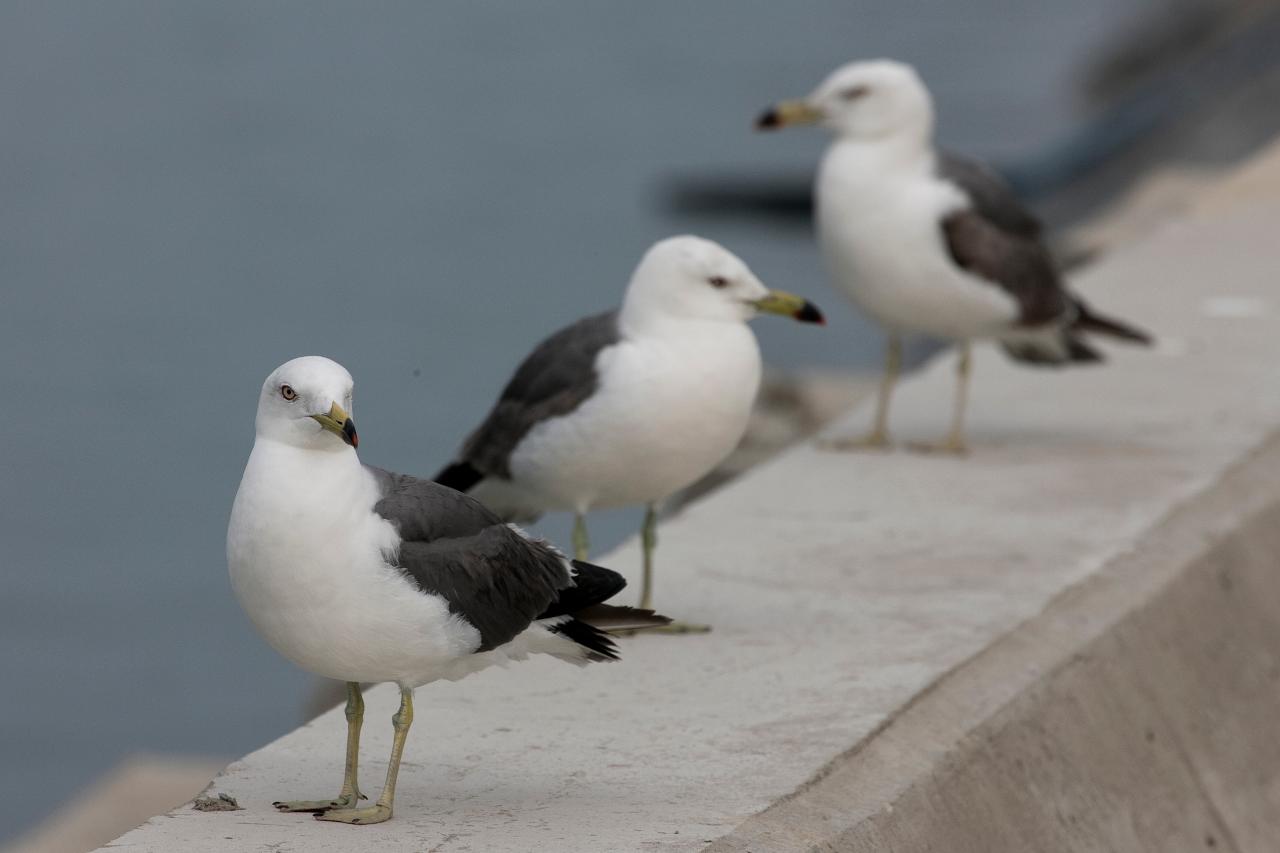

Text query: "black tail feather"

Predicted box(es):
[1003, 296, 1150, 368]
[1065, 333, 1104, 363]
[550, 605, 673, 660]
[549, 618, 619, 662]
[433, 460, 484, 493]
[542, 560, 672, 658]
[1073, 299, 1153, 345]
[538, 560, 627, 619]
[574, 603, 672, 632]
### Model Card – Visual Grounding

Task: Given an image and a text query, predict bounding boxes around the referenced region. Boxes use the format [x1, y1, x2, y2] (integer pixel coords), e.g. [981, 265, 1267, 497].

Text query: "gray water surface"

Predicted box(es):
[0, 1, 1153, 839]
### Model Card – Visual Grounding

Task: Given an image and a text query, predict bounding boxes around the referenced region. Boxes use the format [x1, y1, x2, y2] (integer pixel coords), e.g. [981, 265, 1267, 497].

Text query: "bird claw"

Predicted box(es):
[314, 803, 392, 825]
[273, 792, 360, 813]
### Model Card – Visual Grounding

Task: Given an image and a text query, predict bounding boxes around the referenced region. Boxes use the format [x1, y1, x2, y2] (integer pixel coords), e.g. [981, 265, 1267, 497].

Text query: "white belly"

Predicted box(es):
[227, 446, 481, 686]
[506, 325, 762, 511]
[816, 146, 1019, 340]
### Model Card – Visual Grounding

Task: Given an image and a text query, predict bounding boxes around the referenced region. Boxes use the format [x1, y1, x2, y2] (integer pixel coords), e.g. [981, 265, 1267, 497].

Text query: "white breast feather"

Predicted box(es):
[506, 323, 762, 512]
[228, 444, 486, 687]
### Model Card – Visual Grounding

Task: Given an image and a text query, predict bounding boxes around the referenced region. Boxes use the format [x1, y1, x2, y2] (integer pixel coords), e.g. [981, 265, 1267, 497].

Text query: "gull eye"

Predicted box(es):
[280, 384, 298, 401]
[707, 276, 729, 289]
[840, 85, 869, 100]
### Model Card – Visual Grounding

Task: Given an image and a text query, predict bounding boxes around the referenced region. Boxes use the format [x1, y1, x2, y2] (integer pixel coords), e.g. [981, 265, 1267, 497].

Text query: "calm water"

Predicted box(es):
[0, 1, 1153, 839]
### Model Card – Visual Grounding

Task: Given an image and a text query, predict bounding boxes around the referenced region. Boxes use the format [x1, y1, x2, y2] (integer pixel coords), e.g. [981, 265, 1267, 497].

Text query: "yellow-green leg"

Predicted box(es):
[910, 342, 971, 455]
[637, 503, 710, 635]
[638, 503, 657, 611]
[274, 682, 365, 812]
[820, 333, 900, 451]
[572, 512, 589, 561]
[317, 685, 414, 825]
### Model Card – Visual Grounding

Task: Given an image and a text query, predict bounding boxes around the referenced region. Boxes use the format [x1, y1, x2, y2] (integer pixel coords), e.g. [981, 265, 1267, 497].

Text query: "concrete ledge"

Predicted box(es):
[710, 435, 1280, 852]
[101, 146, 1280, 852]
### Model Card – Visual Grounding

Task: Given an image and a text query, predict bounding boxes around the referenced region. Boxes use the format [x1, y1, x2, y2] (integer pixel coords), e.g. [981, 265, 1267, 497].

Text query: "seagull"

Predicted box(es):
[228, 356, 667, 825]
[756, 59, 1152, 453]
[434, 235, 824, 632]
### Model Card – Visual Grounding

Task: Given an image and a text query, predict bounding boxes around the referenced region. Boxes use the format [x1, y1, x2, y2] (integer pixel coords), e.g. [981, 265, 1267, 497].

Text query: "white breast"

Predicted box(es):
[816, 143, 1019, 340]
[227, 443, 481, 686]
[506, 322, 762, 512]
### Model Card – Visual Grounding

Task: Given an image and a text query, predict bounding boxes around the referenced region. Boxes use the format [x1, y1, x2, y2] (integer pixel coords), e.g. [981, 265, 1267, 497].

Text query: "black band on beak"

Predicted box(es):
[342, 418, 358, 448]
[755, 108, 781, 130]
[796, 301, 825, 325]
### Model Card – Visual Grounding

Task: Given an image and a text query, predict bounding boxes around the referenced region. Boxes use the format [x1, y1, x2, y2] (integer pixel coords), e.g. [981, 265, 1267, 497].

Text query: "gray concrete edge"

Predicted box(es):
[707, 431, 1280, 852]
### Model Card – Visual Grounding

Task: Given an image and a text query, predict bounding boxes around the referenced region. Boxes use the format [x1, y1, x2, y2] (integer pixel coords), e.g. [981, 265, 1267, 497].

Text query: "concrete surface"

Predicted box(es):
[709, 432, 1280, 853]
[100, 144, 1280, 851]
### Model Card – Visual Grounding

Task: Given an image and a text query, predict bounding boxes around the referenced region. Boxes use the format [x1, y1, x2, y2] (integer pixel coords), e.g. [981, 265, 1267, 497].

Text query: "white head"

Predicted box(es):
[620, 235, 824, 330]
[254, 356, 358, 452]
[757, 59, 934, 145]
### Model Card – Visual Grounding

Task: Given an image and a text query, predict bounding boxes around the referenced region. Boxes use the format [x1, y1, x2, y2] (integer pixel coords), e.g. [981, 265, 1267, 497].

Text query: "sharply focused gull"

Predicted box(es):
[757, 59, 1152, 453]
[228, 356, 666, 825]
[435, 236, 824, 631]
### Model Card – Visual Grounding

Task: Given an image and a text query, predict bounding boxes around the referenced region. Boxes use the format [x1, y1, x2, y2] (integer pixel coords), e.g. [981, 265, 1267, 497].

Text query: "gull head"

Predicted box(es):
[622, 235, 824, 328]
[756, 59, 933, 144]
[254, 356, 358, 451]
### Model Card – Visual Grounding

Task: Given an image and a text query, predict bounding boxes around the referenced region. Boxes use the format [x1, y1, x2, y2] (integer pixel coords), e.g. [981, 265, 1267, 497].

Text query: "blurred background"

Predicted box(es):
[3, 1, 1280, 849]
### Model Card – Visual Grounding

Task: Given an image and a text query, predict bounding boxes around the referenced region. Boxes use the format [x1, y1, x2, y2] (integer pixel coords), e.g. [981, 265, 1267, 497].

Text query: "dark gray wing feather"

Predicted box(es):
[938, 151, 1151, 362]
[939, 209, 1069, 328]
[937, 151, 1042, 240]
[440, 311, 621, 482]
[367, 466, 572, 652]
[936, 151, 1068, 327]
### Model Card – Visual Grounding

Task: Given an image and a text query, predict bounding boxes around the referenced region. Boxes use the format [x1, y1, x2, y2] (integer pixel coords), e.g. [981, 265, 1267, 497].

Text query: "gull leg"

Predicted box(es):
[638, 503, 657, 611]
[317, 686, 414, 825]
[274, 682, 365, 812]
[636, 504, 710, 635]
[910, 342, 971, 455]
[820, 333, 900, 451]
[571, 513, 590, 561]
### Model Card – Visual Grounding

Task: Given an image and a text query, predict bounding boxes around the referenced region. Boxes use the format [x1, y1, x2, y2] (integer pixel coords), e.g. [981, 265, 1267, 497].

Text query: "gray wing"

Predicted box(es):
[940, 210, 1069, 327]
[937, 151, 1042, 240]
[452, 310, 621, 480]
[366, 466, 572, 652]
[937, 152, 1068, 327]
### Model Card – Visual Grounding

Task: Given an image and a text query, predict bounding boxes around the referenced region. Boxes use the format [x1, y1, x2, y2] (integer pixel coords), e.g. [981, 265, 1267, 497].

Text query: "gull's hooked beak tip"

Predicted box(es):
[752, 290, 826, 326]
[755, 107, 781, 130]
[797, 301, 826, 325]
[755, 100, 822, 131]
[311, 402, 359, 448]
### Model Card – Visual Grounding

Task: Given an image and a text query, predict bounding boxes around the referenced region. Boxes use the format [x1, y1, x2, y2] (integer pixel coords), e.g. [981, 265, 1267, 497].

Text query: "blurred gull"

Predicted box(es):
[758, 59, 1152, 453]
